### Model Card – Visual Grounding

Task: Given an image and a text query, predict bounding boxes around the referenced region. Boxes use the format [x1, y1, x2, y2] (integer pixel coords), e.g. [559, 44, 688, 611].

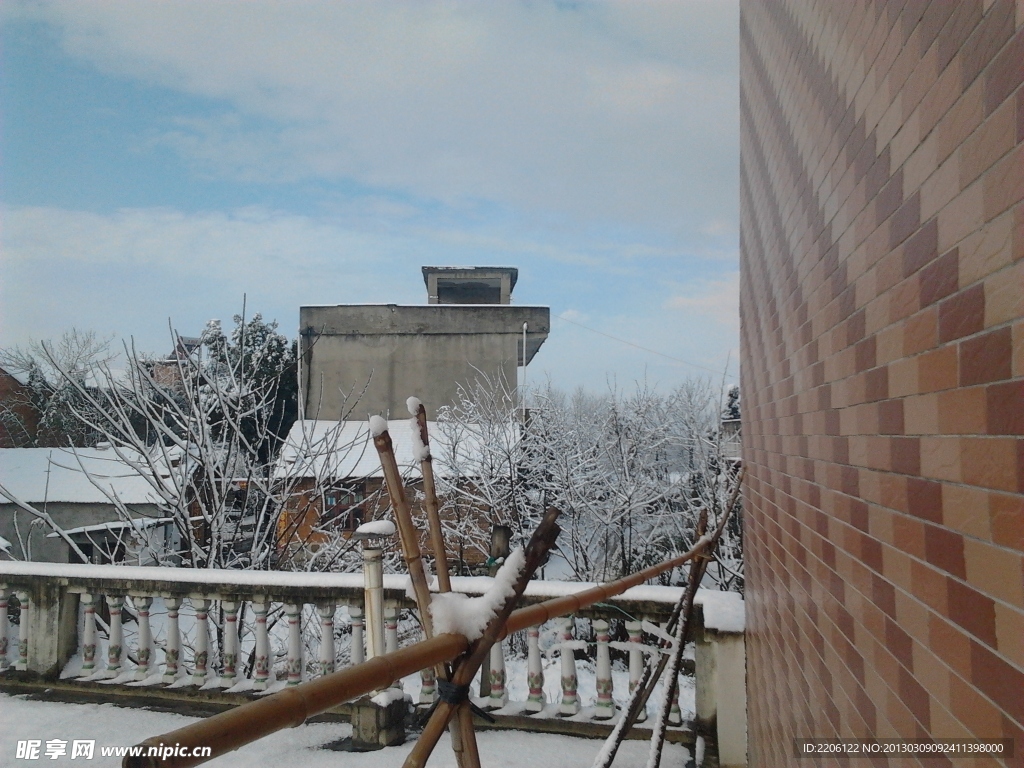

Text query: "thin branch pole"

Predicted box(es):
[592, 466, 745, 768]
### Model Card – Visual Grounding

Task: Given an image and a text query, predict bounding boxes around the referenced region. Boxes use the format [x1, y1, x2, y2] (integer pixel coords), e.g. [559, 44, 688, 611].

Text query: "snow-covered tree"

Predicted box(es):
[0, 330, 116, 447]
[0, 314, 371, 571]
[435, 375, 744, 590]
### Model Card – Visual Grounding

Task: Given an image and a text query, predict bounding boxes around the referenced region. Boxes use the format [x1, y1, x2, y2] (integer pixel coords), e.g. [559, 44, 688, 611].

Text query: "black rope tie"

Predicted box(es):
[437, 679, 470, 705]
[418, 679, 496, 725]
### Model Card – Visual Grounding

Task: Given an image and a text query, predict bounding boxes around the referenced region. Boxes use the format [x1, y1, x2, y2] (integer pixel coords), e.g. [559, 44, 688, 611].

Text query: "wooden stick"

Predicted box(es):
[372, 419, 478, 768]
[592, 466, 745, 768]
[402, 507, 562, 768]
[409, 399, 453, 593]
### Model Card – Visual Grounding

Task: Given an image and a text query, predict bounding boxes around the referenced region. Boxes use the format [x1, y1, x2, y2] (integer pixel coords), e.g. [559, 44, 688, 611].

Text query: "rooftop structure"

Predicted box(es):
[300, 267, 548, 420]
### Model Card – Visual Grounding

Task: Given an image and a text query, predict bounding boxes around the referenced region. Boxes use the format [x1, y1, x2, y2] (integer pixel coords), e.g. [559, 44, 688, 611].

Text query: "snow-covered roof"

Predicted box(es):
[0, 447, 162, 506]
[45, 518, 172, 538]
[274, 419, 494, 481]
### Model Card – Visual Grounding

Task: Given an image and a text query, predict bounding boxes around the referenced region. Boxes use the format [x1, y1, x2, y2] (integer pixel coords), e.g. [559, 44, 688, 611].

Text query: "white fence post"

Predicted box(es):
[593, 619, 614, 720]
[558, 616, 580, 716]
[79, 592, 97, 676]
[626, 619, 646, 722]
[349, 603, 365, 667]
[15, 589, 29, 671]
[191, 598, 210, 686]
[133, 595, 153, 681]
[317, 602, 335, 676]
[162, 596, 181, 684]
[525, 625, 544, 713]
[487, 640, 508, 710]
[105, 594, 124, 679]
[252, 598, 270, 690]
[286, 602, 303, 686]
[221, 600, 240, 686]
[0, 586, 8, 671]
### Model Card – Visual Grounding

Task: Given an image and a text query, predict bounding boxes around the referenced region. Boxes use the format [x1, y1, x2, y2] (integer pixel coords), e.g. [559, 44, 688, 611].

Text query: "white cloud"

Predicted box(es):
[15, 0, 739, 234]
[664, 272, 740, 332]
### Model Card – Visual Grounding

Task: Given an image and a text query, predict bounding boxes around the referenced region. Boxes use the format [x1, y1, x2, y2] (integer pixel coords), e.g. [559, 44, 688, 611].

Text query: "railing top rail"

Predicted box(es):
[0, 561, 743, 628]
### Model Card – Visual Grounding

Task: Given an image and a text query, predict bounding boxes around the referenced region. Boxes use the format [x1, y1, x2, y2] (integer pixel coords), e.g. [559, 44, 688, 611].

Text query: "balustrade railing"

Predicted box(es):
[0, 562, 746, 766]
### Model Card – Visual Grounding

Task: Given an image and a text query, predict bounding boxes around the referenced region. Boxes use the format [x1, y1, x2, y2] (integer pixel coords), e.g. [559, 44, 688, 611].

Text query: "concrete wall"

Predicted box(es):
[741, 1, 1023, 763]
[0, 503, 162, 562]
[300, 304, 549, 419]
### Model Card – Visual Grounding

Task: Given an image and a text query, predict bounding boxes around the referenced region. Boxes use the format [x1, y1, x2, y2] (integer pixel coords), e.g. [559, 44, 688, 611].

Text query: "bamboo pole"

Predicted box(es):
[371, 418, 479, 768]
[409, 398, 453, 592]
[123, 519, 714, 768]
[123, 633, 469, 768]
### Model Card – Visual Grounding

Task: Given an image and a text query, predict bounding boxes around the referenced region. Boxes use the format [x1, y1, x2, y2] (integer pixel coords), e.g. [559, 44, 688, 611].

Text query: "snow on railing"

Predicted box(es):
[0, 562, 745, 763]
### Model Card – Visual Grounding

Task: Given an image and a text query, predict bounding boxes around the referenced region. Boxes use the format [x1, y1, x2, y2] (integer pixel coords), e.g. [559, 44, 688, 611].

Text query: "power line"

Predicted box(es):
[554, 314, 735, 376]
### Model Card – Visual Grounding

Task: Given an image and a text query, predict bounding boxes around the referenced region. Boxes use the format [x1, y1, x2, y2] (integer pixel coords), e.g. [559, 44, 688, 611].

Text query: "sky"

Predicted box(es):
[0, 1, 740, 394]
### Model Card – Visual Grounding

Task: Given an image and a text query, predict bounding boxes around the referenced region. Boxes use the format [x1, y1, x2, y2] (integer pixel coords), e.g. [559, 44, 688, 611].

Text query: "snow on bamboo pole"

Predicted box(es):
[407, 397, 453, 593]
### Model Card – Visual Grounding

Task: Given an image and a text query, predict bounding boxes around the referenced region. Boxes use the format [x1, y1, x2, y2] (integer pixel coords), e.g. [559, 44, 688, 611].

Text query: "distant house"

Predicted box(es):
[0, 446, 169, 563]
[273, 419, 492, 569]
[0, 366, 39, 448]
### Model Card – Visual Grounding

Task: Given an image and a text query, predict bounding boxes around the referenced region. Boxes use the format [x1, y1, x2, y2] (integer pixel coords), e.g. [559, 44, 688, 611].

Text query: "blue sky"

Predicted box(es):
[1, 1, 739, 393]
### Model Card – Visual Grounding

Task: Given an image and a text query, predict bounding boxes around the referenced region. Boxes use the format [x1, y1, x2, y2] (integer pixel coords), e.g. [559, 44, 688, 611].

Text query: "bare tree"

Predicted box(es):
[0, 330, 117, 447]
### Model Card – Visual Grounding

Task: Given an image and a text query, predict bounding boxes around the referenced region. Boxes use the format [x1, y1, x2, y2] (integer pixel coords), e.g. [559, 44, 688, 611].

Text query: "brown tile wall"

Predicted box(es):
[740, 2, 1024, 765]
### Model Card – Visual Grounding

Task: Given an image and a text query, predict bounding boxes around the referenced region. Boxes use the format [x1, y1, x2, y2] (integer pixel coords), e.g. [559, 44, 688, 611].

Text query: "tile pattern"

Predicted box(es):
[740, 2, 1024, 765]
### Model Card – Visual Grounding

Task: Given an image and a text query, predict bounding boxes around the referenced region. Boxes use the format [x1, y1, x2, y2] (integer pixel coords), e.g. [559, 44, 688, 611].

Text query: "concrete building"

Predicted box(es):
[741, 1, 1023, 763]
[0, 447, 167, 563]
[299, 267, 549, 420]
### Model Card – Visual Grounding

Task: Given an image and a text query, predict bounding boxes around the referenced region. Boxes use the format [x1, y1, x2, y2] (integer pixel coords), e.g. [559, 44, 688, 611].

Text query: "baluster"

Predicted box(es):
[419, 665, 437, 704]
[15, 589, 29, 671]
[487, 639, 508, 709]
[105, 595, 124, 678]
[286, 602, 302, 686]
[384, 604, 400, 689]
[252, 598, 270, 691]
[626, 619, 646, 722]
[133, 596, 153, 681]
[80, 593, 97, 676]
[317, 603, 335, 676]
[663, 620, 682, 726]
[221, 601, 239, 686]
[525, 624, 544, 713]
[191, 598, 210, 686]
[163, 597, 182, 684]
[0, 585, 8, 671]
[558, 616, 580, 716]
[593, 619, 614, 720]
[349, 604, 365, 667]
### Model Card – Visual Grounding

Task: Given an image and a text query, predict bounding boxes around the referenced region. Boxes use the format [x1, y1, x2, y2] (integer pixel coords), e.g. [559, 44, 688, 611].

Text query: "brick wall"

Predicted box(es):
[740, 2, 1023, 765]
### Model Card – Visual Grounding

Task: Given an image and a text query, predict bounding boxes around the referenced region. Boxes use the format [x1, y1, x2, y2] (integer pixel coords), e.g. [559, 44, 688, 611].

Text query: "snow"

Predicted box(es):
[406, 396, 423, 416]
[45, 519, 172, 538]
[369, 415, 389, 437]
[273, 419, 484, 481]
[431, 549, 525, 641]
[695, 590, 744, 633]
[408, 418, 431, 462]
[0, 447, 162, 505]
[355, 520, 396, 538]
[369, 688, 409, 707]
[0, 692, 690, 767]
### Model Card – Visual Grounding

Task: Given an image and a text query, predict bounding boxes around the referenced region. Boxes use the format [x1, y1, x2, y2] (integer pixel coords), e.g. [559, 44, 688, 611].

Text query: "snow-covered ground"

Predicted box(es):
[0, 691, 694, 767]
